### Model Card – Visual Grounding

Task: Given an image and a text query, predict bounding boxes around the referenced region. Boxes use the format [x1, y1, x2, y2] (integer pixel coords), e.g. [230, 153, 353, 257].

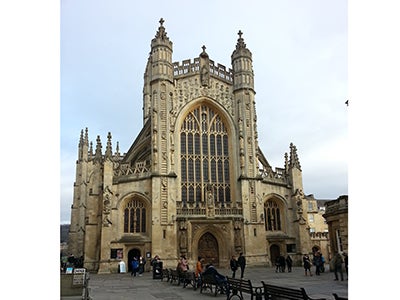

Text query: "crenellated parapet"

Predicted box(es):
[258, 166, 289, 185]
[309, 231, 329, 239]
[172, 58, 233, 83]
[113, 160, 152, 181]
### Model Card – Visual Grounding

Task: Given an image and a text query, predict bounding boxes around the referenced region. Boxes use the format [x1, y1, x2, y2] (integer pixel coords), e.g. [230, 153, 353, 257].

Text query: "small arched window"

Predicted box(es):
[124, 199, 146, 233]
[264, 199, 282, 231]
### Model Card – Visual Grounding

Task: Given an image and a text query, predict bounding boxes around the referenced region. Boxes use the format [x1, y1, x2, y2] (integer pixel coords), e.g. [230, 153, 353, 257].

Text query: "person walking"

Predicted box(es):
[331, 252, 344, 281]
[237, 252, 246, 279]
[286, 255, 293, 272]
[303, 254, 312, 276]
[230, 255, 238, 278]
[131, 257, 139, 277]
[279, 255, 286, 272]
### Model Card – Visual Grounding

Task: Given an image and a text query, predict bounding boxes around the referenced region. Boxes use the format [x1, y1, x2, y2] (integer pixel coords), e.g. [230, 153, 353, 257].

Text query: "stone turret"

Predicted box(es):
[231, 30, 254, 92]
[231, 31, 258, 179]
[143, 18, 174, 124]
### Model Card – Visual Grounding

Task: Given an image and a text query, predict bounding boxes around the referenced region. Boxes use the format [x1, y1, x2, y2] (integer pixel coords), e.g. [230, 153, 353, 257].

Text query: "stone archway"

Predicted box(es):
[312, 245, 321, 254]
[270, 244, 280, 265]
[128, 248, 141, 272]
[198, 232, 219, 266]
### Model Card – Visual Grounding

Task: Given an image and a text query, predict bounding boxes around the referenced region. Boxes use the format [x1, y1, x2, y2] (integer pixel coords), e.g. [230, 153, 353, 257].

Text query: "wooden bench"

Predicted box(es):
[169, 269, 180, 285]
[333, 293, 348, 300]
[227, 277, 263, 300]
[200, 273, 227, 296]
[182, 271, 197, 290]
[161, 268, 170, 282]
[261, 282, 326, 300]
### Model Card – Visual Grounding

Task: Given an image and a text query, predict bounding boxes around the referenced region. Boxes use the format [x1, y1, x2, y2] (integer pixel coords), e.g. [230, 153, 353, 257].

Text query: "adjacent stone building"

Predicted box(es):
[323, 195, 348, 258]
[68, 19, 333, 273]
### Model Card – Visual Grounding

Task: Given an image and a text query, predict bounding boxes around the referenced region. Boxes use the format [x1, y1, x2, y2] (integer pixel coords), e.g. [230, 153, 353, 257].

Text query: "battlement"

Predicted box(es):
[173, 58, 233, 83]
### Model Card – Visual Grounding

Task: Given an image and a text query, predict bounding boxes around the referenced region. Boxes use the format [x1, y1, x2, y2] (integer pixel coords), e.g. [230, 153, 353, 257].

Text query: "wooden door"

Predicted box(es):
[198, 232, 219, 266]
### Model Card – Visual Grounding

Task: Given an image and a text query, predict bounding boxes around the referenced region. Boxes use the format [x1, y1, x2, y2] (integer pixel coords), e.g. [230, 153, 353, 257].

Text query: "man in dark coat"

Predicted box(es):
[237, 252, 246, 279]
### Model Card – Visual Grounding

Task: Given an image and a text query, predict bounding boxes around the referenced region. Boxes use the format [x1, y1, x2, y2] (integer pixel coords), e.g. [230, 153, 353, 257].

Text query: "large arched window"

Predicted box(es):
[124, 199, 146, 233]
[264, 199, 282, 231]
[180, 104, 230, 206]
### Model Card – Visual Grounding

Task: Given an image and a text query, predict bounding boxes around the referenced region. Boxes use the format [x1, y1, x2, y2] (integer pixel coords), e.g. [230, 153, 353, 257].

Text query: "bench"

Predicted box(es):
[227, 277, 263, 300]
[261, 282, 326, 300]
[200, 273, 227, 296]
[169, 269, 180, 285]
[333, 293, 348, 300]
[182, 271, 197, 290]
[161, 268, 170, 282]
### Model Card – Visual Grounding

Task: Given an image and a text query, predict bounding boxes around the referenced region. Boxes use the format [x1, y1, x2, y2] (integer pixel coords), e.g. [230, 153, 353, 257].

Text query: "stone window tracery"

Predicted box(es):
[180, 104, 230, 206]
[124, 199, 146, 233]
[264, 199, 282, 231]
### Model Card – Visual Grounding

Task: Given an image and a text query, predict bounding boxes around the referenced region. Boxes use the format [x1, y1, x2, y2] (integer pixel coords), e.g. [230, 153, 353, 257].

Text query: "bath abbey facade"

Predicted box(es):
[68, 19, 331, 273]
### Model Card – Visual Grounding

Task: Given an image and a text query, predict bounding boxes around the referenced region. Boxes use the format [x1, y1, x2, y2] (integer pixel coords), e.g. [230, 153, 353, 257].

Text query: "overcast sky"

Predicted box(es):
[60, 0, 348, 224]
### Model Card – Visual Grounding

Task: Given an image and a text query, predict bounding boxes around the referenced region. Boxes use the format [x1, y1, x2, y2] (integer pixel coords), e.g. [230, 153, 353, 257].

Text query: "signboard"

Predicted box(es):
[72, 268, 86, 286]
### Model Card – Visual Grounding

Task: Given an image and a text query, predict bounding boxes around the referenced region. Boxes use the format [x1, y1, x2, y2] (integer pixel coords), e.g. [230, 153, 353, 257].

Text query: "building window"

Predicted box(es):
[124, 199, 146, 233]
[309, 227, 315, 233]
[286, 244, 296, 253]
[308, 201, 313, 211]
[180, 105, 230, 206]
[308, 214, 314, 223]
[336, 229, 343, 252]
[264, 200, 282, 231]
[111, 249, 123, 259]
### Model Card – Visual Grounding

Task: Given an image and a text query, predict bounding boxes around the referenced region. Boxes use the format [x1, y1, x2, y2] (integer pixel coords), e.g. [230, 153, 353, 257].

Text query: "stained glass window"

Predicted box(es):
[180, 105, 231, 206]
[123, 199, 146, 233]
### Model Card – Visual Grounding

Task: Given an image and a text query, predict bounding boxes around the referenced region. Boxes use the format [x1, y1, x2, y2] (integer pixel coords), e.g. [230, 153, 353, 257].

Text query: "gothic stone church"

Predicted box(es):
[68, 19, 327, 273]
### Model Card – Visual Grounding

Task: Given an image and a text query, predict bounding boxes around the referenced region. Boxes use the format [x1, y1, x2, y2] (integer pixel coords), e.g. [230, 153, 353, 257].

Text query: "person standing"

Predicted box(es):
[237, 252, 246, 279]
[230, 255, 238, 278]
[138, 255, 146, 276]
[320, 253, 326, 272]
[331, 252, 344, 281]
[313, 252, 322, 276]
[275, 256, 280, 273]
[195, 257, 205, 288]
[343, 252, 348, 279]
[131, 257, 139, 277]
[303, 254, 312, 276]
[286, 255, 293, 272]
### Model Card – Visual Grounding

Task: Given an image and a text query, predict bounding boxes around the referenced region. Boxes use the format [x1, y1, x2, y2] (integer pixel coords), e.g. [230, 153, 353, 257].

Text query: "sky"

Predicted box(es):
[60, 0, 348, 224]
[2, 1, 400, 298]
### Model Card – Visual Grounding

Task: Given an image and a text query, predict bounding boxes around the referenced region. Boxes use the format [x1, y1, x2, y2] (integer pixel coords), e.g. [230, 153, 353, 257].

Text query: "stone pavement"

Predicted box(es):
[80, 265, 348, 300]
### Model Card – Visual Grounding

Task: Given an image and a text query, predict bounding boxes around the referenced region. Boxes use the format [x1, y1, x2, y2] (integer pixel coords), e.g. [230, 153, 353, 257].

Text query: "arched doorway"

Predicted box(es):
[312, 246, 320, 254]
[198, 232, 219, 266]
[270, 244, 280, 265]
[128, 248, 141, 272]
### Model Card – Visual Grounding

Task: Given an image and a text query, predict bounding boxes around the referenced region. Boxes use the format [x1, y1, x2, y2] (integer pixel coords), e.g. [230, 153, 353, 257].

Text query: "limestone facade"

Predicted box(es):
[323, 195, 348, 259]
[68, 19, 333, 273]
